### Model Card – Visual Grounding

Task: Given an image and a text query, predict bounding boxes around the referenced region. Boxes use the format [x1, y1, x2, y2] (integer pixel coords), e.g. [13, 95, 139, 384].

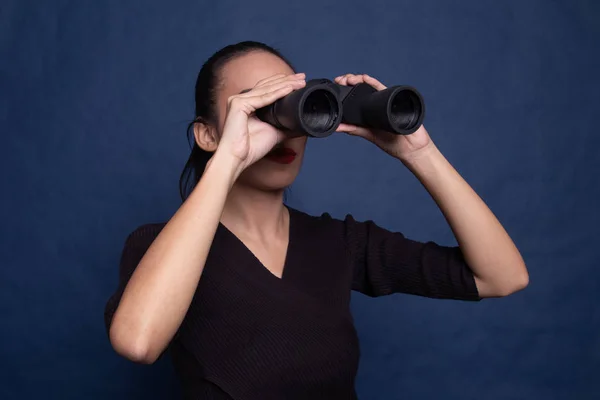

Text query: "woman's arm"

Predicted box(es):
[109, 152, 237, 364]
[108, 73, 303, 363]
[333, 71, 529, 298]
[401, 141, 529, 298]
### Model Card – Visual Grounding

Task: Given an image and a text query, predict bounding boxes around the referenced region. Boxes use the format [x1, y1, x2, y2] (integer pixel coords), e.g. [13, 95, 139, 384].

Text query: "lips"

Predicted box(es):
[265, 146, 297, 164]
[267, 147, 296, 157]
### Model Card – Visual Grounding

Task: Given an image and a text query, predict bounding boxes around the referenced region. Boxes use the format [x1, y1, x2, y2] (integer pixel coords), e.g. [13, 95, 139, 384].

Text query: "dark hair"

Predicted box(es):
[178, 41, 295, 201]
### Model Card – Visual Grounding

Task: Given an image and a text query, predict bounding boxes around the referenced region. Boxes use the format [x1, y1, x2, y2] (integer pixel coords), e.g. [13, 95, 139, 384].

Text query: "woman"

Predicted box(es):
[104, 41, 529, 399]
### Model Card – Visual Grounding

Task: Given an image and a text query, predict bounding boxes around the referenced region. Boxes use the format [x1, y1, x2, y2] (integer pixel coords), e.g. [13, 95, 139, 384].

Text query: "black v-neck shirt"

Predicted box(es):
[105, 207, 480, 399]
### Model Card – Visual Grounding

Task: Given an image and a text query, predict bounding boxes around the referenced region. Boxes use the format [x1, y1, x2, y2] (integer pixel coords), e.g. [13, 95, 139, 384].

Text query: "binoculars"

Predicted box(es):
[256, 78, 425, 138]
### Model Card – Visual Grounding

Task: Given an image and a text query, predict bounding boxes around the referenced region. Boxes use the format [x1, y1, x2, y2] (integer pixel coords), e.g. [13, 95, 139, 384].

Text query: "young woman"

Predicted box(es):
[104, 41, 528, 399]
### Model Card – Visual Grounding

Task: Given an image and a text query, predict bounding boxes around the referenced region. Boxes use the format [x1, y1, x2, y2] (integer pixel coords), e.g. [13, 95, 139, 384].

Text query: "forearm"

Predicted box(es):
[400, 142, 528, 297]
[110, 151, 239, 363]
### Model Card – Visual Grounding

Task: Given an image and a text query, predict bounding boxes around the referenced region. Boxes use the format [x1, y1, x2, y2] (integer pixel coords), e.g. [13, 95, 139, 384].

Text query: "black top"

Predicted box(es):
[105, 207, 480, 399]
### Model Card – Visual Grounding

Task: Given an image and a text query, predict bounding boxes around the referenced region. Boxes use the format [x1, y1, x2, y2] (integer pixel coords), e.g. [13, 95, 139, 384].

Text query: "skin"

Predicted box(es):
[109, 51, 529, 365]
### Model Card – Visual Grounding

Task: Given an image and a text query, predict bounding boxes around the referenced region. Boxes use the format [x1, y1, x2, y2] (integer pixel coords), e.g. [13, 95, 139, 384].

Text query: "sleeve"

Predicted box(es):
[344, 214, 480, 301]
[103, 223, 165, 335]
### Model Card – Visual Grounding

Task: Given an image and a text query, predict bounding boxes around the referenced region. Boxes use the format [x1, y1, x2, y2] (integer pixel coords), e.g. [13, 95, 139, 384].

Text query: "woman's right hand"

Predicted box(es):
[215, 73, 306, 175]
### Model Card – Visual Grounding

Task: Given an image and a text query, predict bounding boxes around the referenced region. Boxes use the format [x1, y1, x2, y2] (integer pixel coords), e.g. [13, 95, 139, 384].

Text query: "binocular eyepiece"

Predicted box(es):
[255, 79, 425, 138]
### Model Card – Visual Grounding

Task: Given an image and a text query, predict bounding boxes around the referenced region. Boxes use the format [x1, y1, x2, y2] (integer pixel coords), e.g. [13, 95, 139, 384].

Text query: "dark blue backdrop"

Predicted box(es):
[2, 0, 599, 398]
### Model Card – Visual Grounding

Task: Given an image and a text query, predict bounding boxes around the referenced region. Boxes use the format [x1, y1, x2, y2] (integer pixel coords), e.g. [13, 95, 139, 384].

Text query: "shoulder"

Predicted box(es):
[289, 207, 407, 248]
[287, 206, 371, 238]
[288, 206, 339, 227]
[289, 206, 372, 226]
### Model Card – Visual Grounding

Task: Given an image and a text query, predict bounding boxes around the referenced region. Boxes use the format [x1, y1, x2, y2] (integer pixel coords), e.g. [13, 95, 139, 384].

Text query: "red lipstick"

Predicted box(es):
[265, 147, 297, 164]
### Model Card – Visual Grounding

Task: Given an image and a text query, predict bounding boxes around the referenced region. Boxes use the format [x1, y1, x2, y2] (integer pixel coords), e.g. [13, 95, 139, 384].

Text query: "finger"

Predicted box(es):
[242, 74, 304, 95]
[346, 74, 366, 85]
[255, 72, 305, 88]
[336, 74, 352, 86]
[363, 74, 387, 90]
[238, 78, 305, 99]
[255, 74, 286, 87]
[342, 74, 355, 85]
[337, 73, 367, 86]
[262, 72, 305, 86]
[337, 122, 359, 133]
[337, 123, 376, 140]
[229, 84, 299, 114]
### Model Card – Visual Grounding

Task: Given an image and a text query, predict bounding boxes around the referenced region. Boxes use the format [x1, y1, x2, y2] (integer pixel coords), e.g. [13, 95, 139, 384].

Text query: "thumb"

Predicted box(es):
[337, 123, 376, 141]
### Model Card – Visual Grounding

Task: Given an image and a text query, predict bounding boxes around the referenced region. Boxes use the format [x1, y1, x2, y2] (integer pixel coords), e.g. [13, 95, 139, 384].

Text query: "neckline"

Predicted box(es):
[217, 205, 295, 282]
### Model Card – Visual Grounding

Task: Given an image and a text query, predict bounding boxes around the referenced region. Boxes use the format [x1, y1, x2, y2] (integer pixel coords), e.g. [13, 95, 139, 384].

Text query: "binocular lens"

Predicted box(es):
[301, 90, 340, 134]
[390, 90, 422, 131]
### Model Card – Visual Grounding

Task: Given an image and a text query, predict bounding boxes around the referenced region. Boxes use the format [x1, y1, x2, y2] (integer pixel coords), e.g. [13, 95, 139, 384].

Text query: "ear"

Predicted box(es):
[193, 120, 218, 152]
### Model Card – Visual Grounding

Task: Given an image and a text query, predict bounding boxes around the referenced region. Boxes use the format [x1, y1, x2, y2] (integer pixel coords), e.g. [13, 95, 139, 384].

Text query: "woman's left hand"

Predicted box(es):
[334, 73, 434, 161]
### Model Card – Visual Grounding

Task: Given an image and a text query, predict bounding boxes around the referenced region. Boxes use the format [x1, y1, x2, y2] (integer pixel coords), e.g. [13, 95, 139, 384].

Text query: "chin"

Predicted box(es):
[237, 158, 302, 192]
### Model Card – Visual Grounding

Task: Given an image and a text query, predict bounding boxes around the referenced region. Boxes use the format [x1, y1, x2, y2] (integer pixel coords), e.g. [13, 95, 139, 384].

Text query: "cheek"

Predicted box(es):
[297, 138, 308, 157]
[215, 102, 228, 135]
[292, 136, 308, 151]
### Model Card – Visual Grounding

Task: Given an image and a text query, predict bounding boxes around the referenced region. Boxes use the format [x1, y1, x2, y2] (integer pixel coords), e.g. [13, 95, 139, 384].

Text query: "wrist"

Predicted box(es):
[205, 150, 243, 190]
[400, 143, 452, 184]
[399, 141, 439, 165]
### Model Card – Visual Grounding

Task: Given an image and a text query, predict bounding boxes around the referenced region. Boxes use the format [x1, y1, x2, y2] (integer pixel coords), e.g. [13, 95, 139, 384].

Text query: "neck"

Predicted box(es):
[221, 182, 288, 239]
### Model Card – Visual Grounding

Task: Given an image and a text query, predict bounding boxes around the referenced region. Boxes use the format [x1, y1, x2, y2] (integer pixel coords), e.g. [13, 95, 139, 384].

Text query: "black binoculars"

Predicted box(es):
[256, 78, 425, 138]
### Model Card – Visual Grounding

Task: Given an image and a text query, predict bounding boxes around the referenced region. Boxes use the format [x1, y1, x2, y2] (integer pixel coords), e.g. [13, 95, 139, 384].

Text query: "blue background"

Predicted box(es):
[1, 0, 599, 398]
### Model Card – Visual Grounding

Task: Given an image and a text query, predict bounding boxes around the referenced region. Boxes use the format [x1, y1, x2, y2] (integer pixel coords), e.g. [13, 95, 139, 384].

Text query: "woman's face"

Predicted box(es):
[214, 51, 308, 192]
